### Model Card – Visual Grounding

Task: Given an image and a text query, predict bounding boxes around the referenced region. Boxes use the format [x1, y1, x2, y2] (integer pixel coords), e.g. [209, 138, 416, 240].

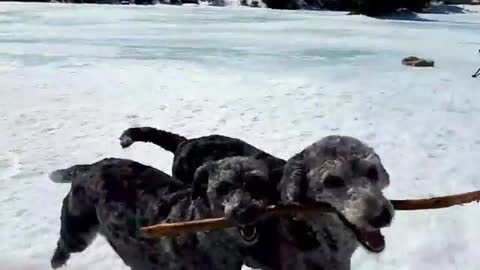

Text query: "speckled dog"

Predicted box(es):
[118, 127, 286, 186]
[276, 135, 395, 270]
[119, 128, 395, 269]
[48, 157, 277, 270]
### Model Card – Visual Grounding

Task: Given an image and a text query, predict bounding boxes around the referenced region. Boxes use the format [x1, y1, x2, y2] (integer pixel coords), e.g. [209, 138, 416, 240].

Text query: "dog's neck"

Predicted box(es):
[276, 213, 358, 270]
[155, 193, 251, 269]
[159, 191, 219, 223]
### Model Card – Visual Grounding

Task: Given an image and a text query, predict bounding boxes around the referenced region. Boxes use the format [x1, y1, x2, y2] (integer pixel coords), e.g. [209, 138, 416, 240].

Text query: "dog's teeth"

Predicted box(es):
[239, 226, 257, 242]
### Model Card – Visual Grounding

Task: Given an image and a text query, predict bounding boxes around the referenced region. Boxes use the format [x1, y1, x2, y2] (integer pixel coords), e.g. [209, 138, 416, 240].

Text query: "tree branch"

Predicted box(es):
[391, 190, 480, 210]
[141, 190, 480, 238]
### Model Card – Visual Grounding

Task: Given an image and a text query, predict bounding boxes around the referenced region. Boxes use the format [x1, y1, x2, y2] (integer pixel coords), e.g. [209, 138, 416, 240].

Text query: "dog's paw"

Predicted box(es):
[119, 134, 134, 148]
[51, 247, 70, 269]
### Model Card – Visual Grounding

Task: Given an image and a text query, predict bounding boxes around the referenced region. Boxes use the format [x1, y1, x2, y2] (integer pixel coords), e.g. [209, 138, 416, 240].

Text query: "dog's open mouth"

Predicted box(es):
[354, 228, 385, 253]
[238, 225, 257, 242]
[335, 213, 385, 253]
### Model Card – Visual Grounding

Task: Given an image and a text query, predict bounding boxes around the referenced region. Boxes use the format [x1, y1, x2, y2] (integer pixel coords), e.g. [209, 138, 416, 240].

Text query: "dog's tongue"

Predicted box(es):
[358, 230, 385, 253]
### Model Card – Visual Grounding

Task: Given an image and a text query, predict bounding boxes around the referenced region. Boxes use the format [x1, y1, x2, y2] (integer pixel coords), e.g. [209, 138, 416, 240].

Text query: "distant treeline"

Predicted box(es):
[266, 0, 432, 15]
[0, 0, 456, 16]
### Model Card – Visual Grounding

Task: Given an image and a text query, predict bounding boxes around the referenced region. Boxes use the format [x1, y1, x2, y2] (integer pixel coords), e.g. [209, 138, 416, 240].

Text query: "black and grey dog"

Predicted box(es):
[275, 135, 395, 270]
[48, 156, 280, 270]
[118, 127, 286, 187]
[119, 127, 395, 269]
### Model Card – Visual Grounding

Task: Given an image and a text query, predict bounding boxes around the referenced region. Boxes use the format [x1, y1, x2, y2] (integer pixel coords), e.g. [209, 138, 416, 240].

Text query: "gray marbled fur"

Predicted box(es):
[118, 127, 286, 189]
[48, 156, 278, 270]
[276, 135, 395, 270]
[117, 127, 395, 269]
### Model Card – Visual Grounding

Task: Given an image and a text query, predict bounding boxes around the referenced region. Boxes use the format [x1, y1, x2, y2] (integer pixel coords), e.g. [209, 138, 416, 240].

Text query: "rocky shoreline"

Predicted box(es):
[4, 0, 480, 16]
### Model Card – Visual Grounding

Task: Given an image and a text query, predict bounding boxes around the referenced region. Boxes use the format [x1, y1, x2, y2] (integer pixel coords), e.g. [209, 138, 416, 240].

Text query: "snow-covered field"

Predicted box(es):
[1, 2, 480, 269]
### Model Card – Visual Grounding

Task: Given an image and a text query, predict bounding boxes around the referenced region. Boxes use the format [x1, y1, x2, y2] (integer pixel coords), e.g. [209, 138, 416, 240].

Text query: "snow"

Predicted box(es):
[1, 2, 480, 269]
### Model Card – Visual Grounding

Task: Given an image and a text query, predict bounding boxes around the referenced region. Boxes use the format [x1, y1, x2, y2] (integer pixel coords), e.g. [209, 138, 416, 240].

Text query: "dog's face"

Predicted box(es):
[192, 157, 272, 242]
[280, 135, 394, 253]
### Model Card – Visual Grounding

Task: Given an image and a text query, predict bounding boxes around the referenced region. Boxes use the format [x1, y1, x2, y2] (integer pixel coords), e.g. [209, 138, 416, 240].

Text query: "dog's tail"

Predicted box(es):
[49, 164, 91, 184]
[119, 127, 188, 153]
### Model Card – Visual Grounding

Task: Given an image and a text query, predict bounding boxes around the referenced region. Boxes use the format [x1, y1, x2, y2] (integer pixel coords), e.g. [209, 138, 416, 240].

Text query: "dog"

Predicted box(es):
[118, 127, 286, 187]
[48, 157, 280, 270]
[275, 135, 395, 270]
[119, 128, 395, 269]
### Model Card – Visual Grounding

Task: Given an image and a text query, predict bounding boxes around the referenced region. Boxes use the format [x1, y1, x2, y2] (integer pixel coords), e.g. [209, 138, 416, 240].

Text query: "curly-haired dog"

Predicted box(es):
[276, 135, 395, 270]
[118, 127, 286, 186]
[48, 157, 280, 270]
[119, 128, 395, 269]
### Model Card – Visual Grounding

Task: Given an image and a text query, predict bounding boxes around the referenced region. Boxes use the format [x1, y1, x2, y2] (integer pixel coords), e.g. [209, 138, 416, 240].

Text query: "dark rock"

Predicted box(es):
[402, 56, 435, 67]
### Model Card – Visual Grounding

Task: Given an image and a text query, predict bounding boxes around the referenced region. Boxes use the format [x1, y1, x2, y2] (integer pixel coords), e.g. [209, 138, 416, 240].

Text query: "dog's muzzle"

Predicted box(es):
[368, 206, 393, 229]
[336, 205, 393, 253]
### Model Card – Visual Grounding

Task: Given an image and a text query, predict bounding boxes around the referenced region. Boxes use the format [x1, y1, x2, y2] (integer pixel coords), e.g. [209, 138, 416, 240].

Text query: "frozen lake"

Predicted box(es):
[1, 2, 480, 269]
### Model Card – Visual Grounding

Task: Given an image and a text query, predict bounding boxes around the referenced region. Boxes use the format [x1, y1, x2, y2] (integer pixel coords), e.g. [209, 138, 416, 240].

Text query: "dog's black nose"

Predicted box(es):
[240, 205, 261, 223]
[368, 206, 393, 228]
[230, 204, 263, 225]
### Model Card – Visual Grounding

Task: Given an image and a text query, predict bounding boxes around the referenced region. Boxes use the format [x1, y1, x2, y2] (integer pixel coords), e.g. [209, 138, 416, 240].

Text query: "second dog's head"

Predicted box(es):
[191, 156, 273, 242]
[280, 135, 394, 253]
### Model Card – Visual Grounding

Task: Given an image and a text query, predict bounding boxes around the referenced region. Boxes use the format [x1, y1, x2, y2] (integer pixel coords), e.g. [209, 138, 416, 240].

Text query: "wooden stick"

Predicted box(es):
[141, 217, 233, 238]
[141, 203, 336, 238]
[141, 190, 480, 238]
[391, 190, 480, 210]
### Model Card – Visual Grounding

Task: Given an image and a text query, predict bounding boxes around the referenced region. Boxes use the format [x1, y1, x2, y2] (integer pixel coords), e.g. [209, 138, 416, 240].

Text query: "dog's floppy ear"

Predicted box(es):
[192, 161, 215, 200]
[279, 153, 306, 204]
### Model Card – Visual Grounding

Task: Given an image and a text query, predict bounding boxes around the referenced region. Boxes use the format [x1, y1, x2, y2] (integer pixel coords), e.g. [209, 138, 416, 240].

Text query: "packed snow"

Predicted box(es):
[1, 2, 480, 269]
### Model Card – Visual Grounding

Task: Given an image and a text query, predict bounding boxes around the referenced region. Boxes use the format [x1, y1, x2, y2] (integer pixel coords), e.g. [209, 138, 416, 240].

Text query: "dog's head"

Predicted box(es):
[280, 135, 394, 253]
[192, 156, 273, 242]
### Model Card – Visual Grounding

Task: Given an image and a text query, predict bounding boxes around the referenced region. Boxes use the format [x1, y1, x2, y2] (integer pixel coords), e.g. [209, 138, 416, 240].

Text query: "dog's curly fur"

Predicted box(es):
[49, 157, 280, 270]
[276, 135, 395, 270]
[118, 127, 394, 270]
[118, 127, 286, 186]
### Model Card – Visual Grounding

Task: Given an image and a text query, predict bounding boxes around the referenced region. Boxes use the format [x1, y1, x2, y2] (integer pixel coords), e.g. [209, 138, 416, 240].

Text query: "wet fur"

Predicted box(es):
[49, 157, 278, 270]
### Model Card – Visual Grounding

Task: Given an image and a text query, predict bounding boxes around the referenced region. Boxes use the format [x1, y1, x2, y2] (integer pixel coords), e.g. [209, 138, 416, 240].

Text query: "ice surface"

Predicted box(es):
[1, 2, 480, 269]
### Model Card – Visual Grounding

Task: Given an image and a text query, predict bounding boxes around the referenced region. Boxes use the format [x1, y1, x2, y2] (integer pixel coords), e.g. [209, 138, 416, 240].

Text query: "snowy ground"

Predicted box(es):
[1, 2, 480, 270]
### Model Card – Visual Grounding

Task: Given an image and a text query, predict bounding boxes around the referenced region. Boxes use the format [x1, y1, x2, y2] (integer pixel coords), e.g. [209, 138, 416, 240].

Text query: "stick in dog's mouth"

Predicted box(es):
[141, 189, 480, 242]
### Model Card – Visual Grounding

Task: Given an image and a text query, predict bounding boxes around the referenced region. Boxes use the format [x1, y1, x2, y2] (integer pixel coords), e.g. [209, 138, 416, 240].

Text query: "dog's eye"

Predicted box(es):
[365, 167, 378, 181]
[216, 182, 234, 196]
[323, 175, 345, 189]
